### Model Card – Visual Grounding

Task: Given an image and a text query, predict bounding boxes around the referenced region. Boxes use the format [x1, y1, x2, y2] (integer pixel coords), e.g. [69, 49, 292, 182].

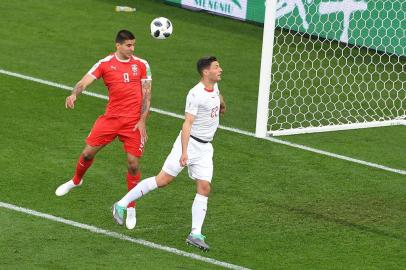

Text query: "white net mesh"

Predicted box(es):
[268, 0, 405, 134]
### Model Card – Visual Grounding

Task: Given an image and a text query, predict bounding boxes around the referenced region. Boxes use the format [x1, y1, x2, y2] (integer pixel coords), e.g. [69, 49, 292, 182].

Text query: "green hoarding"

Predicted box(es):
[165, 0, 405, 56]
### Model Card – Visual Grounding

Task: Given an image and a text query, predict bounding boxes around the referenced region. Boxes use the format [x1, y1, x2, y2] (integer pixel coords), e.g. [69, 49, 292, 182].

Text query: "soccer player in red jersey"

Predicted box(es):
[55, 30, 151, 229]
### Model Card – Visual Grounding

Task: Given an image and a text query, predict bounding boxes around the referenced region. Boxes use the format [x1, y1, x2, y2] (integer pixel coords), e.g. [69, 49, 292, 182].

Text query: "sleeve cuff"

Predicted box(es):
[185, 110, 197, 116]
[87, 73, 98, 79]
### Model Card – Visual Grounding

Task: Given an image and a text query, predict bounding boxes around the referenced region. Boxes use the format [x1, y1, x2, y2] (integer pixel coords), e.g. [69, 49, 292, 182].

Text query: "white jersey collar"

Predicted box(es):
[115, 53, 131, 63]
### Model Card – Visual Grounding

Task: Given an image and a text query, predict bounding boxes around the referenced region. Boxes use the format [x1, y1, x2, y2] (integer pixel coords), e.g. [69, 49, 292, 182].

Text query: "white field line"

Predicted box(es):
[1, 68, 405, 176]
[0, 202, 251, 270]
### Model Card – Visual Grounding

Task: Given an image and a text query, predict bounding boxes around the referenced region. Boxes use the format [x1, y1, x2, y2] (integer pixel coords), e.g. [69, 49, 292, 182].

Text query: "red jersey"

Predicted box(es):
[87, 53, 152, 118]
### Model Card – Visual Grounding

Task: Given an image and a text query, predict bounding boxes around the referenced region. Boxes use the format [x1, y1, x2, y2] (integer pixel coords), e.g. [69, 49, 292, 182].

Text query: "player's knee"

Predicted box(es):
[156, 177, 171, 187]
[156, 172, 174, 187]
[197, 181, 211, 196]
[82, 152, 94, 160]
[126, 155, 139, 174]
[127, 163, 139, 175]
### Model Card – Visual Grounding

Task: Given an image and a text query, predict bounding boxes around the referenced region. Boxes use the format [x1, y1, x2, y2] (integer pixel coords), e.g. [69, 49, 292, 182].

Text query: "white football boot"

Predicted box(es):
[126, 207, 137, 229]
[55, 179, 83, 196]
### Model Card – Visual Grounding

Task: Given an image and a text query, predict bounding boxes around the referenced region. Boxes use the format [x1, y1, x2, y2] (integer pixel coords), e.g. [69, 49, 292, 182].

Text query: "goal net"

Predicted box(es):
[256, 0, 406, 137]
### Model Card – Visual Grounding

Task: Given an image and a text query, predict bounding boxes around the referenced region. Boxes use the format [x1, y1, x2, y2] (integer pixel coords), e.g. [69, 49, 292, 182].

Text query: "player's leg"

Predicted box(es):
[113, 133, 184, 226]
[125, 153, 141, 229]
[112, 170, 175, 225]
[119, 119, 145, 229]
[186, 179, 211, 251]
[192, 179, 211, 235]
[55, 144, 103, 196]
[126, 153, 141, 204]
[186, 142, 213, 251]
[56, 115, 118, 196]
[118, 169, 175, 206]
[74, 144, 102, 183]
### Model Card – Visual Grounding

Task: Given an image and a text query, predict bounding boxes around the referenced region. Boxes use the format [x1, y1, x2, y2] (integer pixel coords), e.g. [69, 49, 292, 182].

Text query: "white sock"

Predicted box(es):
[191, 193, 208, 235]
[117, 176, 158, 207]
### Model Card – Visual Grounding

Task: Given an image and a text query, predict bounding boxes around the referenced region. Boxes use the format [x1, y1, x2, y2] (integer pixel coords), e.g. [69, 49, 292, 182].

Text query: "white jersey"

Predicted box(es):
[185, 82, 221, 142]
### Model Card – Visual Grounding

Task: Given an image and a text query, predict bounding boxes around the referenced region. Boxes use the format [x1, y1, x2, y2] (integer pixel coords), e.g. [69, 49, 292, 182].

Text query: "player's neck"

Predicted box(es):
[115, 52, 131, 62]
[200, 79, 215, 90]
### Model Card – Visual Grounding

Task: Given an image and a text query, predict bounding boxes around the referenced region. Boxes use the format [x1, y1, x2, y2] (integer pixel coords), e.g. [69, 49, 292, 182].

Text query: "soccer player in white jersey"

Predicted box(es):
[112, 56, 225, 251]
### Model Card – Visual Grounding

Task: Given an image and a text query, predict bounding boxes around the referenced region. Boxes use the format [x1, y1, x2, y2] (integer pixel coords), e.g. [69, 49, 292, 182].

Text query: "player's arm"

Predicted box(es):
[180, 113, 195, 167]
[65, 74, 95, 109]
[219, 94, 226, 115]
[141, 80, 152, 122]
[133, 80, 152, 142]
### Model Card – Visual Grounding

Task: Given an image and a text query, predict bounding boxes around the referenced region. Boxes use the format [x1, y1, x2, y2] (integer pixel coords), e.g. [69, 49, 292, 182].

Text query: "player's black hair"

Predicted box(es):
[197, 56, 218, 76]
[115, 30, 135, 44]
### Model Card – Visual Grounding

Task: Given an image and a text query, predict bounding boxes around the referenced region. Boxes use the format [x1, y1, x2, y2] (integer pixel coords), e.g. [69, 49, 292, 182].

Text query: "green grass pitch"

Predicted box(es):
[0, 0, 405, 269]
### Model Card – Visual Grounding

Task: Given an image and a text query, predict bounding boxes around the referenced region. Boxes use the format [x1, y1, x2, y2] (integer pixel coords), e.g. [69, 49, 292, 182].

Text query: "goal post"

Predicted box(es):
[256, 0, 278, 138]
[256, 0, 406, 137]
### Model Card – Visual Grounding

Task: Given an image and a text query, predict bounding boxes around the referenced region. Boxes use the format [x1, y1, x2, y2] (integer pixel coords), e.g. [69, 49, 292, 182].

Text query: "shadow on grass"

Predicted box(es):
[274, 203, 405, 241]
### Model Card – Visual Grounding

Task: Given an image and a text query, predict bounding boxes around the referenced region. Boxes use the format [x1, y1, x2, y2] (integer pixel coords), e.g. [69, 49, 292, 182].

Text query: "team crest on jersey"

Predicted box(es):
[131, 64, 138, 75]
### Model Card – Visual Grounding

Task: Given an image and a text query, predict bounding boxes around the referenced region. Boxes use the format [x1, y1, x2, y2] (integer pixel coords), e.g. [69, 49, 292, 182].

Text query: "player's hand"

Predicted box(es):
[179, 153, 188, 167]
[65, 94, 77, 109]
[220, 103, 226, 115]
[133, 120, 148, 143]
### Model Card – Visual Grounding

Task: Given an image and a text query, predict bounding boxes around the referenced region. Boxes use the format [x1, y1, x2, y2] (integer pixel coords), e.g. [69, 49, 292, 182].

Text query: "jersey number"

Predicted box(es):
[123, 73, 130, 83]
[211, 106, 219, 118]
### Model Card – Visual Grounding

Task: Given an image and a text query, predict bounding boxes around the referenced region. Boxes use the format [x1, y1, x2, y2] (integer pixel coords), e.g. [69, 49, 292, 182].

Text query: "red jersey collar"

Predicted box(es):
[200, 82, 215, 92]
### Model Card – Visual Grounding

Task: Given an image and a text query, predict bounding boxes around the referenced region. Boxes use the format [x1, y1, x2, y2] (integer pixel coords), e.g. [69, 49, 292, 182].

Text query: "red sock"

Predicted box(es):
[72, 155, 94, 185]
[126, 171, 140, 208]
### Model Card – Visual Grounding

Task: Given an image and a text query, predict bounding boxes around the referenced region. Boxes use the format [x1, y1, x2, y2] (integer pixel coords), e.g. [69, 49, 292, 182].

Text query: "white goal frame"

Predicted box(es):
[255, 0, 406, 137]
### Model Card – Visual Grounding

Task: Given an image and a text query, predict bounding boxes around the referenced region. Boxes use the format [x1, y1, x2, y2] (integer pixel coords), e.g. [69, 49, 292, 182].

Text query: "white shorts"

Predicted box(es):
[162, 132, 214, 182]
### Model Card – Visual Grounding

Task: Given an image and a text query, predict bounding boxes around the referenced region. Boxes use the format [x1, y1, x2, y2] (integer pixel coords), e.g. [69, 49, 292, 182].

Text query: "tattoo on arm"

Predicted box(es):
[141, 80, 152, 115]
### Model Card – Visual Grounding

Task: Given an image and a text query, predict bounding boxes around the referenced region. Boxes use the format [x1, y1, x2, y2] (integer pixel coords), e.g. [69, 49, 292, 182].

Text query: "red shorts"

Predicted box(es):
[86, 115, 144, 157]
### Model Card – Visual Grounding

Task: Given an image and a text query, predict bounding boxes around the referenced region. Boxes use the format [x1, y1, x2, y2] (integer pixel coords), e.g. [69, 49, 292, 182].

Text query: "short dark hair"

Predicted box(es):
[197, 56, 217, 76]
[115, 30, 135, 44]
